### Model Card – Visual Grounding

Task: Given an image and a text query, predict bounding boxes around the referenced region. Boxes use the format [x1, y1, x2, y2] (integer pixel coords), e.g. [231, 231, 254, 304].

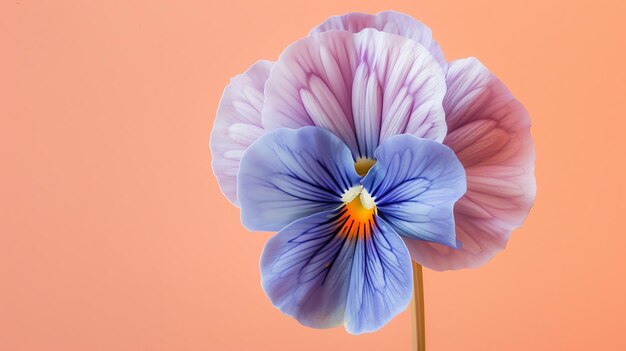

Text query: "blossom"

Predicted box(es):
[240, 126, 466, 333]
[210, 11, 535, 334]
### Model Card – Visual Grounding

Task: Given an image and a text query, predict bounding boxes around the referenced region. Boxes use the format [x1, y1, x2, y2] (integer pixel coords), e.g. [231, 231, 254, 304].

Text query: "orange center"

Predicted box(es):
[337, 194, 376, 240]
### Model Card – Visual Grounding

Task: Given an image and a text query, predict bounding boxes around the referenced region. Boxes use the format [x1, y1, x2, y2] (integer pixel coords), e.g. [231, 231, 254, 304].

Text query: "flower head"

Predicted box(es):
[239, 127, 465, 334]
[210, 11, 535, 334]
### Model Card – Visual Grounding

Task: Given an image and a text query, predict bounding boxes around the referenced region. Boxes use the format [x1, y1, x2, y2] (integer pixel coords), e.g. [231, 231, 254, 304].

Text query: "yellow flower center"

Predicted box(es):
[344, 194, 376, 223]
[339, 186, 377, 239]
[354, 158, 376, 176]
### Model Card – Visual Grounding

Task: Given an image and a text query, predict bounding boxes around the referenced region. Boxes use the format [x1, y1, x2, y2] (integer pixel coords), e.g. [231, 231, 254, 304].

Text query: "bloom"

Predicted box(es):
[210, 11, 535, 334]
[240, 127, 466, 334]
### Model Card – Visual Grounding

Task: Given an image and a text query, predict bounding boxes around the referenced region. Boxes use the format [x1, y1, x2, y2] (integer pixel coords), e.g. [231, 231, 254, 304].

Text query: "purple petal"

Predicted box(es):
[310, 11, 447, 70]
[210, 60, 273, 205]
[361, 135, 466, 248]
[262, 29, 447, 160]
[237, 127, 360, 232]
[405, 58, 536, 271]
[260, 208, 412, 334]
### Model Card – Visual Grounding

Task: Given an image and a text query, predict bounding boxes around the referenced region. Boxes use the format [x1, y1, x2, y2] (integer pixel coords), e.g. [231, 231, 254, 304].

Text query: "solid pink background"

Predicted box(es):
[3, 1, 626, 350]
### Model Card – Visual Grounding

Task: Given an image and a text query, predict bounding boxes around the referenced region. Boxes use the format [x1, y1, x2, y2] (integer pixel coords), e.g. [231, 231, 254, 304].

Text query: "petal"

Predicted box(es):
[210, 60, 273, 205]
[237, 127, 360, 231]
[260, 208, 412, 334]
[310, 10, 447, 70]
[344, 216, 414, 334]
[361, 135, 466, 248]
[262, 29, 447, 160]
[406, 58, 536, 271]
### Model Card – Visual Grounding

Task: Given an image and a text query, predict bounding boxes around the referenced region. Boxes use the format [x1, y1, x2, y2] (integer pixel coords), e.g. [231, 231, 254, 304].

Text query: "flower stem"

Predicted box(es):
[411, 261, 426, 351]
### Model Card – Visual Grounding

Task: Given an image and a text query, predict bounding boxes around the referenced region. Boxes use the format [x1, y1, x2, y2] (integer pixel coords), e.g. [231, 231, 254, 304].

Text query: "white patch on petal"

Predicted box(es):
[359, 189, 376, 210]
[224, 149, 244, 160]
[227, 123, 265, 145]
[302, 75, 355, 150]
[380, 87, 412, 140]
[342, 185, 363, 204]
[352, 64, 382, 158]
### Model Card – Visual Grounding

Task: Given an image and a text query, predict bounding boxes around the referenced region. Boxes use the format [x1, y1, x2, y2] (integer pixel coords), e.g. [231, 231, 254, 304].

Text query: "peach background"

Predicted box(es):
[3, 0, 626, 350]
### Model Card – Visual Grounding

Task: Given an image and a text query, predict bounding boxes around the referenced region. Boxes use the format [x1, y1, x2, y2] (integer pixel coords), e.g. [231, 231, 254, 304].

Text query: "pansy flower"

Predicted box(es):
[210, 11, 535, 335]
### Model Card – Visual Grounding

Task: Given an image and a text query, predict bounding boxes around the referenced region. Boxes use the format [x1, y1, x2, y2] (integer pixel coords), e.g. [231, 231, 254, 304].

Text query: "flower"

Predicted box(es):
[210, 11, 535, 334]
[238, 127, 466, 334]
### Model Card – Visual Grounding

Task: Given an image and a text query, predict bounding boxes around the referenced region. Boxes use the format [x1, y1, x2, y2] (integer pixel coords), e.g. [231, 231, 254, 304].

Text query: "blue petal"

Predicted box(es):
[260, 208, 413, 334]
[344, 216, 414, 334]
[361, 135, 467, 248]
[237, 127, 361, 231]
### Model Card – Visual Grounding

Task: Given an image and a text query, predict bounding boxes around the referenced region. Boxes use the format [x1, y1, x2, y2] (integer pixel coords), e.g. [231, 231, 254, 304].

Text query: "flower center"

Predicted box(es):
[341, 184, 376, 218]
[338, 186, 377, 239]
[344, 192, 376, 222]
[354, 158, 376, 176]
